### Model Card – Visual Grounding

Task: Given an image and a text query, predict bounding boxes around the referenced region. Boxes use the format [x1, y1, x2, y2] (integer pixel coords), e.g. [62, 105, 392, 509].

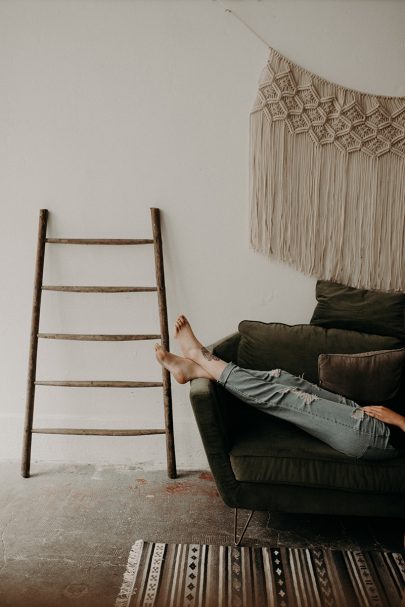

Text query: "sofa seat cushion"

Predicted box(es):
[229, 415, 405, 494]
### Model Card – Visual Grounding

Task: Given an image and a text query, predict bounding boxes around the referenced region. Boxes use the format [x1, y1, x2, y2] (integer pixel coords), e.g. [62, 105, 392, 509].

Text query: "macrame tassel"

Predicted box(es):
[250, 48, 405, 292]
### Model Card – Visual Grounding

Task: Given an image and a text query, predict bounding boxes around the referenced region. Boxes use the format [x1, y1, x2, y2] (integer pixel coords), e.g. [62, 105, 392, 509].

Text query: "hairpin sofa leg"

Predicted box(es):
[233, 508, 255, 547]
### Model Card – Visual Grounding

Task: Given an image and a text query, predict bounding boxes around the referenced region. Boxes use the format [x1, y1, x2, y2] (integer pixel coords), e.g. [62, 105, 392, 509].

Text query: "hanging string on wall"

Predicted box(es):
[224, 7, 271, 49]
[225, 7, 405, 292]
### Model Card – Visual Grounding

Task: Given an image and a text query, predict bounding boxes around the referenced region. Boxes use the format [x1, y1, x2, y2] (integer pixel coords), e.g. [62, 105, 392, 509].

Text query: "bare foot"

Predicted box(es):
[173, 314, 226, 381]
[154, 344, 210, 384]
[174, 314, 204, 359]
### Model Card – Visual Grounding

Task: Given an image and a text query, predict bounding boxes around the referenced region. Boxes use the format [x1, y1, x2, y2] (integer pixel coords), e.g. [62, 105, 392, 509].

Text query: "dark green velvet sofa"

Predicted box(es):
[189, 282, 405, 544]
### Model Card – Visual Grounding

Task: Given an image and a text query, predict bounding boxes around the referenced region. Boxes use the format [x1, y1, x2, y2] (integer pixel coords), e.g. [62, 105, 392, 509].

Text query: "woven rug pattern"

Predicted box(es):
[116, 540, 405, 607]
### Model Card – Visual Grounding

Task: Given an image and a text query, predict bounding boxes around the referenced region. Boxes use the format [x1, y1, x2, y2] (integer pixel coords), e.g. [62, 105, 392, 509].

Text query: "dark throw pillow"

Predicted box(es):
[310, 280, 405, 340]
[318, 349, 405, 403]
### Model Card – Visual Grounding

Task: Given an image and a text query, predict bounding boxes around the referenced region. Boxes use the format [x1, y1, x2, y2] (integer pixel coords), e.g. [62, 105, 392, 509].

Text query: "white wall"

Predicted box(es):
[1, 0, 404, 470]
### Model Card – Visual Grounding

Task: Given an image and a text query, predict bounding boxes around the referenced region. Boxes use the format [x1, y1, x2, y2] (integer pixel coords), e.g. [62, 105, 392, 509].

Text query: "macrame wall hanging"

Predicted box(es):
[249, 46, 405, 292]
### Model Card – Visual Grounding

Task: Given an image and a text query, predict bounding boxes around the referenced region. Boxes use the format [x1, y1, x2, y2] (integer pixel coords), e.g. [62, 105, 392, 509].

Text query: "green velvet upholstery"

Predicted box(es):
[230, 414, 405, 493]
[189, 331, 405, 519]
[311, 280, 405, 340]
[237, 321, 402, 384]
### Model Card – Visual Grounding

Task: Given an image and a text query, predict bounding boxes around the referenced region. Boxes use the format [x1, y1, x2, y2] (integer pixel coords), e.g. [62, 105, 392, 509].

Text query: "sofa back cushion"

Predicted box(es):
[310, 280, 405, 340]
[237, 321, 402, 384]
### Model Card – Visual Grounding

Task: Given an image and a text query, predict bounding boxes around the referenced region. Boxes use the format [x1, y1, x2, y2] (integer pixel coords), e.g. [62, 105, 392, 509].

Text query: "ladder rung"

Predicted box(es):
[32, 428, 166, 436]
[35, 380, 163, 388]
[38, 333, 161, 341]
[42, 286, 158, 293]
[46, 238, 154, 245]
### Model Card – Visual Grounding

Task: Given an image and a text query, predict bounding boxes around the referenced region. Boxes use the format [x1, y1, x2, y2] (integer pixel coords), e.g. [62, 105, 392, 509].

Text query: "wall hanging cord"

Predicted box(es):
[223, 5, 270, 49]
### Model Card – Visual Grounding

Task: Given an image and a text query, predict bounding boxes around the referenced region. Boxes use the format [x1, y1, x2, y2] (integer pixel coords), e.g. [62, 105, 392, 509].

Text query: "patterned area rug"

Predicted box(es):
[116, 540, 405, 607]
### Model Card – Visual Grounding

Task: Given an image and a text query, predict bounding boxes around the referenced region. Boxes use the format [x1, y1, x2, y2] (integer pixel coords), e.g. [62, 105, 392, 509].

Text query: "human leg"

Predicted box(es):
[170, 315, 399, 460]
[242, 368, 354, 406]
[155, 343, 399, 460]
[217, 362, 399, 460]
[173, 315, 350, 404]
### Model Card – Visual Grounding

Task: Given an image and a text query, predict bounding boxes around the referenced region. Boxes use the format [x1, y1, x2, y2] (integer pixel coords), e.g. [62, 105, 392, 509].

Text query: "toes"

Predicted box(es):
[155, 343, 166, 358]
[174, 314, 189, 336]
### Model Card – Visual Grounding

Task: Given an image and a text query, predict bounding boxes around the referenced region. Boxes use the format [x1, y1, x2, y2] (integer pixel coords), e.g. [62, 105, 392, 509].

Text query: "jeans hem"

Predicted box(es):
[217, 361, 237, 386]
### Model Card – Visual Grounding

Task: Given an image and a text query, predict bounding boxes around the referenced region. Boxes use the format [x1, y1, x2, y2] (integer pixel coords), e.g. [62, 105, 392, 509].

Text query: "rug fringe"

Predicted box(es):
[115, 539, 144, 607]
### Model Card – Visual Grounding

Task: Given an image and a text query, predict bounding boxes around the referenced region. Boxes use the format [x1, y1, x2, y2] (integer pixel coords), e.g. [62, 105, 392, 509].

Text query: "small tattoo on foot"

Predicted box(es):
[201, 347, 220, 361]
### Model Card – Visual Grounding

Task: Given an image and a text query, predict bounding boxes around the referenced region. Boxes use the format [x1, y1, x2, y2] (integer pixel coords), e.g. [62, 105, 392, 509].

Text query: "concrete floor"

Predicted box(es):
[0, 462, 403, 607]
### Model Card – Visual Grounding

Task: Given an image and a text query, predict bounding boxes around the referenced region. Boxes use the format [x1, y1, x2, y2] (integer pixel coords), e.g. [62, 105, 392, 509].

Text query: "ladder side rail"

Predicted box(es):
[151, 208, 177, 479]
[21, 208, 49, 478]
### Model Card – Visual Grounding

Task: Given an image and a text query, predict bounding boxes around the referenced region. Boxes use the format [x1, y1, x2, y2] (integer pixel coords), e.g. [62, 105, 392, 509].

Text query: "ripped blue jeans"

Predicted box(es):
[218, 363, 401, 460]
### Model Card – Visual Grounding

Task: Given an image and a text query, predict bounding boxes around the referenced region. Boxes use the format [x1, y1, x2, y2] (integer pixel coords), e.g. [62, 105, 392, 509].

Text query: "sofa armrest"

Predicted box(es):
[190, 378, 230, 454]
[190, 331, 240, 454]
[190, 377, 240, 505]
[189, 332, 241, 506]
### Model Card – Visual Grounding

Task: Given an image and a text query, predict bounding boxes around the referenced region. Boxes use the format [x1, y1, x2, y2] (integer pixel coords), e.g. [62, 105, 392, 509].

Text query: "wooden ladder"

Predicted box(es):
[21, 208, 177, 479]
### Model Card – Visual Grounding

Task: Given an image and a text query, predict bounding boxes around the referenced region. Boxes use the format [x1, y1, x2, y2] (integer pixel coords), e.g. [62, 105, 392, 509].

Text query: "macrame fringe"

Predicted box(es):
[115, 539, 144, 607]
[250, 49, 405, 292]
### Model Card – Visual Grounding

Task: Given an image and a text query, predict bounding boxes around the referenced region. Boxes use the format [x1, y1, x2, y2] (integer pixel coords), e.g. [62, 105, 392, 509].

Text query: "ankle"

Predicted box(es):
[187, 346, 204, 363]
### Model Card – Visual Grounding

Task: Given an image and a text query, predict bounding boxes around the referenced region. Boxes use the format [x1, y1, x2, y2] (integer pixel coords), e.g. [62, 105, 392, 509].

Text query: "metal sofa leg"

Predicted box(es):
[233, 508, 255, 547]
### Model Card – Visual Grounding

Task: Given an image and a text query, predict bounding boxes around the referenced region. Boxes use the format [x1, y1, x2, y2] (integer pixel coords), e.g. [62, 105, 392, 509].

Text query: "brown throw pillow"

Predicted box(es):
[318, 349, 405, 403]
